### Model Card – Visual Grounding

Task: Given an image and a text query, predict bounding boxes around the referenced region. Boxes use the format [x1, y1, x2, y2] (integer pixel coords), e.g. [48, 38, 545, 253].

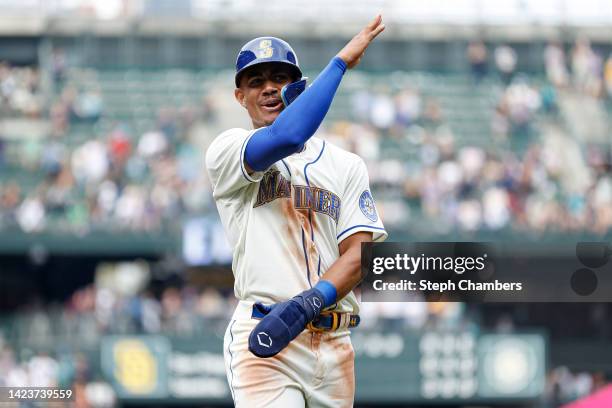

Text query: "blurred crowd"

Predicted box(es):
[0, 38, 611, 238]
[0, 270, 472, 408]
[0, 337, 116, 407]
[1, 274, 611, 406]
[325, 38, 612, 235]
[468, 38, 612, 98]
[3, 285, 232, 345]
[0, 65, 216, 233]
[545, 366, 609, 407]
[0, 62, 42, 118]
[362, 135, 612, 234]
[0, 276, 473, 344]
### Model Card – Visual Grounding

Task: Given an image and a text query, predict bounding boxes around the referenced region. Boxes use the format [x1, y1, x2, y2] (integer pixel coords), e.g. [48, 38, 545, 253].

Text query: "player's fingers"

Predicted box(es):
[365, 25, 384, 44]
[370, 23, 386, 39]
[366, 14, 382, 31]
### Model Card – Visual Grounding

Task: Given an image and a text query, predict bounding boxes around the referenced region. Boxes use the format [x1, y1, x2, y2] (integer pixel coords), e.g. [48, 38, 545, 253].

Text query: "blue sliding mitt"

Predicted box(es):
[248, 281, 337, 358]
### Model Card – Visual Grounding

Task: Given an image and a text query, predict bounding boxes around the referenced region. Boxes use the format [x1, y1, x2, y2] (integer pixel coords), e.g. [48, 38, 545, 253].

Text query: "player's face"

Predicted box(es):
[235, 64, 295, 128]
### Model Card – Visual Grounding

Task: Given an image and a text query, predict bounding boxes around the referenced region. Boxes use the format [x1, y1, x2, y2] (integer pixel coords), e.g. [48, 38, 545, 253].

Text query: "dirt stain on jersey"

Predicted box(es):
[299, 207, 321, 283]
[281, 199, 306, 264]
[236, 354, 290, 405]
[281, 196, 321, 284]
[329, 335, 355, 406]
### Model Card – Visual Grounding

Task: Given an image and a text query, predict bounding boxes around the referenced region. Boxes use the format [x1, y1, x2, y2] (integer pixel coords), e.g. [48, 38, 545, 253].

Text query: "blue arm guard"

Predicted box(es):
[244, 57, 347, 171]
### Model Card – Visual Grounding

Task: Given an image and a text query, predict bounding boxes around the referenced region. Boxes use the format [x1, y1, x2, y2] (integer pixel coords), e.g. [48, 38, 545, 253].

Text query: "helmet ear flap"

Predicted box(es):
[281, 78, 308, 107]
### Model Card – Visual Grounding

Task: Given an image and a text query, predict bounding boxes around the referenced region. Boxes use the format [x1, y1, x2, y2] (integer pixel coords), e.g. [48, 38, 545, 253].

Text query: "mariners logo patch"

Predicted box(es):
[359, 190, 378, 222]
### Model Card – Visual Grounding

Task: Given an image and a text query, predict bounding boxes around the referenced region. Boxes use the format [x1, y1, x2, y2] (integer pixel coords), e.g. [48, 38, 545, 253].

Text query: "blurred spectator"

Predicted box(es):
[0, 138, 4, 168]
[482, 187, 510, 229]
[161, 286, 191, 335]
[85, 380, 117, 407]
[0, 62, 42, 118]
[494, 44, 517, 85]
[350, 89, 371, 123]
[571, 37, 602, 97]
[547, 367, 603, 405]
[540, 84, 558, 115]
[138, 129, 168, 158]
[422, 98, 443, 127]
[499, 76, 541, 139]
[51, 48, 67, 86]
[545, 41, 569, 88]
[114, 185, 147, 229]
[72, 139, 109, 184]
[73, 88, 103, 122]
[50, 100, 70, 135]
[157, 107, 178, 142]
[467, 40, 488, 84]
[604, 53, 612, 98]
[491, 103, 510, 141]
[197, 287, 227, 319]
[16, 195, 46, 232]
[369, 90, 395, 130]
[0, 182, 21, 227]
[107, 125, 132, 165]
[395, 87, 421, 128]
[28, 352, 59, 387]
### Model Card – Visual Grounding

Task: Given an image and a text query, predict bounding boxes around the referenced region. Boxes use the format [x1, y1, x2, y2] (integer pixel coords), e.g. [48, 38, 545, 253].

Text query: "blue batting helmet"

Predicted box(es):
[235, 37, 302, 87]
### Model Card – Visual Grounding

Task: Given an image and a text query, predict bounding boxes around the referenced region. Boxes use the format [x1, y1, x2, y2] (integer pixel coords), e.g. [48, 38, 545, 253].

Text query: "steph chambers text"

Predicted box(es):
[372, 279, 523, 292]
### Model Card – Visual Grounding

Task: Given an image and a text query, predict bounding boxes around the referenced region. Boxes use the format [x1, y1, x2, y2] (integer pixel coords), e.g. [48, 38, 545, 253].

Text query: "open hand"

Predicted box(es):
[337, 14, 386, 70]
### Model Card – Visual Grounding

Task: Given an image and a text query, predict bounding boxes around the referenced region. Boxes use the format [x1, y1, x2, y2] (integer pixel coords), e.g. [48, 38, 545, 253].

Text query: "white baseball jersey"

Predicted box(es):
[205, 128, 387, 314]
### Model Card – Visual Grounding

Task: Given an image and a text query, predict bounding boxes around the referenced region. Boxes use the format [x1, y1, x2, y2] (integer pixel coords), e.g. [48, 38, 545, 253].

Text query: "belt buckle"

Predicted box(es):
[306, 321, 327, 333]
[308, 311, 342, 332]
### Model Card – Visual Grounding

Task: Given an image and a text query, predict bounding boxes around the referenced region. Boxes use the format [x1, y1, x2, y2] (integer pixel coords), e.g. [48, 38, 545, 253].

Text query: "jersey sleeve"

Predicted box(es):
[205, 128, 265, 198]
[336, 157, 388, 244]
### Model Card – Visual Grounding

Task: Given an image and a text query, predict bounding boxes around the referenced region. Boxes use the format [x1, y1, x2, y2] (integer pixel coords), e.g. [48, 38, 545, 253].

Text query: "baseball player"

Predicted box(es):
[206, 15, 387, 408]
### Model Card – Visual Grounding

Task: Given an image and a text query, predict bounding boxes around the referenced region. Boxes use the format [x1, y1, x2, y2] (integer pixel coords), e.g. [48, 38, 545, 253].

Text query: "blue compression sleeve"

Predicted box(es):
[244, 56, 347, 171]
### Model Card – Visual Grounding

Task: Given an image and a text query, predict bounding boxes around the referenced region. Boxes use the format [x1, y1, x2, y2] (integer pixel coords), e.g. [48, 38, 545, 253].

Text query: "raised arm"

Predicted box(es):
[244, 15, 385, 172]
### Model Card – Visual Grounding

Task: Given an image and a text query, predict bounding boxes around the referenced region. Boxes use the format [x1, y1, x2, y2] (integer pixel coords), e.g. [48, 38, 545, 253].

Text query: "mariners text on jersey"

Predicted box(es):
[254, 168, 341, 223]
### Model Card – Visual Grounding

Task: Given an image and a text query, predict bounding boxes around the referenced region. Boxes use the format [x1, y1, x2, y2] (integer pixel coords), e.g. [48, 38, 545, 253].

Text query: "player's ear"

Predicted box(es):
[235, 88, 247, 109]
